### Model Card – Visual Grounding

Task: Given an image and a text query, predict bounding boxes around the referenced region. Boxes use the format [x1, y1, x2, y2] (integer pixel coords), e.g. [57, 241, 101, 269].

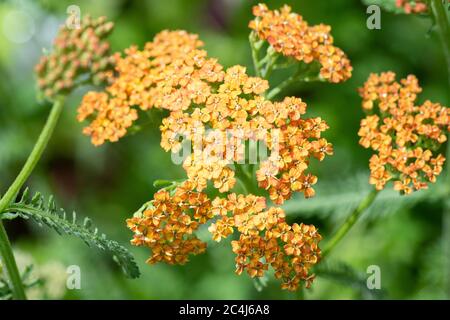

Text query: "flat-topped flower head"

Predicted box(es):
[159, 65, 332, 201]
[77, 92, 138, 146]
[35, 16, 116, 101]
[127, 181, 211, 265]
[358, 72, 449, 194]
[78, 29, 333, 201]
[249, 3, 352, 83]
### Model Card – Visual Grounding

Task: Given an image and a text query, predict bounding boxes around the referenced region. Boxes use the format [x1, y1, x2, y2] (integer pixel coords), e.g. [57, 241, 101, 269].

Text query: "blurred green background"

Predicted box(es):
[0, 0, 449, 299]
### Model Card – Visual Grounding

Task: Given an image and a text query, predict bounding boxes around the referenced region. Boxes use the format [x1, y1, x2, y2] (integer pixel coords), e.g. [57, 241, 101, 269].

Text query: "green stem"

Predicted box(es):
[249, 32, 262, 77]
[429, 0, 450, 299]
[0, 96, 64, 300]
[235, 164, 254, 194]
[322, 189, 379, 258]
[265, 64, 321, 100]
[429, 0, 450, 87]
[0, 221, 26, 299]
[261, 48, 278, 79]
[443, 134, 450, 299]
[266, 75, 299, 100]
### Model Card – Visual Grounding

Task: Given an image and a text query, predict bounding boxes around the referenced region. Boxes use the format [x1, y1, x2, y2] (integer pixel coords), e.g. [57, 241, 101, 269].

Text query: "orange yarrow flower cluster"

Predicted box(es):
[127, 181, 210, 265]
[209, 193, 321, 291]
[77, 30, 225, 146]
[395, 0, 428, 14]
[78, 29, 332, 201]
[249, 4, 352, 83]
[358, 72, 449, 193]
[35, 16, 116, 101]
[127, 182, 322, 291]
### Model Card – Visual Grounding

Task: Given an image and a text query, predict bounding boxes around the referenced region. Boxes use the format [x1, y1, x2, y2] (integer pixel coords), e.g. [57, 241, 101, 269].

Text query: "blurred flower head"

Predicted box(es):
[35, 15, 116, 101]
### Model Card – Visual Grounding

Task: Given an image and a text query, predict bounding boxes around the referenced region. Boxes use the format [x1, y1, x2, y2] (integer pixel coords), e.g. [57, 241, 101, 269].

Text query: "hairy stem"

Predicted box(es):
[322, 189, 379, 258]
[0, 97, 64, 300]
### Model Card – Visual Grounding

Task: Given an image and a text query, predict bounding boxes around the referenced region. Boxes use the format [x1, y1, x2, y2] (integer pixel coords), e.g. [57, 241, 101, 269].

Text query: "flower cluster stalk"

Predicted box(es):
[322, 189, 379, 258]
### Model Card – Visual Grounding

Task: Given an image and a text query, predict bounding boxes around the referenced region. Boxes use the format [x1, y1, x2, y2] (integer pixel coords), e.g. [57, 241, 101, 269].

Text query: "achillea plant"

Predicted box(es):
[127, 182, 322, 291]
[77, 30, 225, 146]
[319, 0, 450, 273]
[75, 3, 351, 291]
[2, 1, 448, 300]
[322, 71, 449, 257]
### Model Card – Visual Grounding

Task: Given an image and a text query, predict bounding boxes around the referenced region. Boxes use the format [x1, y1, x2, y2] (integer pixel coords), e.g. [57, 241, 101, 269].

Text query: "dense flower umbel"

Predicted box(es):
[211, 194, 322, 291]
[78, 30, 333, 202]
[77, 91, 138, 145]
[77, 30, 225, 146]
[395, 0, 428, 14]
[358, 72, 449, 193]
[35, 16, 116, 101]
[249, 4, 352, 83]
[127, 181, 322, 291]
[69, 9, 331, 291]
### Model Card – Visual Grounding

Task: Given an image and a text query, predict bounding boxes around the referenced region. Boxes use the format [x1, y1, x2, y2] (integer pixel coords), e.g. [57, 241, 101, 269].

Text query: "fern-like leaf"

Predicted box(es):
[315, 260, 386, 299]
[3, 189, 140, 279]
[282, 172, 447, 222]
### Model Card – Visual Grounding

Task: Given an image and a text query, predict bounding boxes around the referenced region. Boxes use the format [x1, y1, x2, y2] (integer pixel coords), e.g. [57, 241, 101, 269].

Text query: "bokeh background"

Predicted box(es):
[0, 0, 449, 299]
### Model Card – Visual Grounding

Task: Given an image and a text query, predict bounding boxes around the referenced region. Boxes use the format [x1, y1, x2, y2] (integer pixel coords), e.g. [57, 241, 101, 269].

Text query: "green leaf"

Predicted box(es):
[4, 188, 140, 279]
[283, 172, 447, 222]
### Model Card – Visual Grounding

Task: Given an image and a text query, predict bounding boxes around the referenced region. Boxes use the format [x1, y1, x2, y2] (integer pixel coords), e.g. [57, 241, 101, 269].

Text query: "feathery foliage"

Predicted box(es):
[282, 172, 447, 222]
[315, 260, 385, 299]
[0, 265, 42, 300]
[362, 0, 410, 13]
[0, 188, 140, 279]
